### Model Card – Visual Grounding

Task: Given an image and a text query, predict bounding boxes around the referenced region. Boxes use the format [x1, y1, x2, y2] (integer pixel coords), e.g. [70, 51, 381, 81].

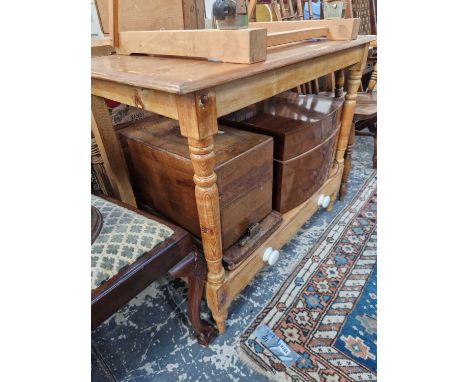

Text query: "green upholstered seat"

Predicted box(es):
[91, 195, 174, 289]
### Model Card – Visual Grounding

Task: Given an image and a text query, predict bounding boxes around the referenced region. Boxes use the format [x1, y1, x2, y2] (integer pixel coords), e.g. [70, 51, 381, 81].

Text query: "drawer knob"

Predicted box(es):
[263, 247, 280, 266]
[318, 194, 331, 208]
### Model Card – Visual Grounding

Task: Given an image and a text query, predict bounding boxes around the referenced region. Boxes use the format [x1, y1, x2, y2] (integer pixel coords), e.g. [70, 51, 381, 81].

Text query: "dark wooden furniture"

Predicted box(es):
[118, 115, 274, 251]
[222, 92, 343, 213]
[91, 206, 103, 243]
[91, 194, 217, 346]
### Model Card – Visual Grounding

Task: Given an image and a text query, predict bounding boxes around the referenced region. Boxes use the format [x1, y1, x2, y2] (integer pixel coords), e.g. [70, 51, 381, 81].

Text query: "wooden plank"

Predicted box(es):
[215, 44, 365, 117]
[267, 27, 328, 47]
[109, 0, 119, 47]
[91, 38, 115, 57]
[91, 95, 136, 206]
[91, 37, 113, 47]
[91, 78, 179, 119]
[250, 18, 361, 40]
[117, 29, 267, 64]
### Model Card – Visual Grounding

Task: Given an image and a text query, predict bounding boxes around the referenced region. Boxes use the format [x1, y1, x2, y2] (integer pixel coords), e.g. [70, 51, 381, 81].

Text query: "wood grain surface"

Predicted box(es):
[117, 29, 267, 64]
[251, 18, 360, 40]
[91, 36, 376, 94]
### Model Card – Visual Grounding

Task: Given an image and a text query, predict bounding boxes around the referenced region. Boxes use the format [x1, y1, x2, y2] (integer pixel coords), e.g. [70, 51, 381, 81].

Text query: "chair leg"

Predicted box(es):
[370, 124, 377, 169]
[339, 123, 355, 200]
[169, 249, 218, 346]
[372, 134, 377, 169]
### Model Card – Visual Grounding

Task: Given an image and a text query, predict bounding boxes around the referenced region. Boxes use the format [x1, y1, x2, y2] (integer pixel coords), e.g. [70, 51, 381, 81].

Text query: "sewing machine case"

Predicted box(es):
[118, 116, 274, 252]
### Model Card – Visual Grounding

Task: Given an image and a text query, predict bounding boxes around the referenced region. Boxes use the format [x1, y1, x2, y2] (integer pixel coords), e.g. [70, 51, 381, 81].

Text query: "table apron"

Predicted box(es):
[215, 45, 365, 117]
[91, 78, 179, 120]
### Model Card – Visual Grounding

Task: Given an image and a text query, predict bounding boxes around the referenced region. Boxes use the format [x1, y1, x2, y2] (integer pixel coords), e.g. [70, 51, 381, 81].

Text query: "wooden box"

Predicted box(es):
[221, 92, 343, 213]
[118, 116, 274, 251]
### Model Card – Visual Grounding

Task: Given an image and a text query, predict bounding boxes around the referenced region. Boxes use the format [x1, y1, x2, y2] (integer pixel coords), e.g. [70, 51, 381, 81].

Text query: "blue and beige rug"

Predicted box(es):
[239, 175, 377, 381]
[91, 136, 375, 382]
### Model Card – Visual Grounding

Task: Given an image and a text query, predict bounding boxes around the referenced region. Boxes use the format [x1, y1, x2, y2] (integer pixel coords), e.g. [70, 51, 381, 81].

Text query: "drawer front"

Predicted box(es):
[274, 126, 339, 213]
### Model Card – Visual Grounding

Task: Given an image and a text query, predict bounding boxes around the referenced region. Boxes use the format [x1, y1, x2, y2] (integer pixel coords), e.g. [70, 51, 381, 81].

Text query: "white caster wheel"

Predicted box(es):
[263, 247, 280, 266]
[318, 194, 331, 208]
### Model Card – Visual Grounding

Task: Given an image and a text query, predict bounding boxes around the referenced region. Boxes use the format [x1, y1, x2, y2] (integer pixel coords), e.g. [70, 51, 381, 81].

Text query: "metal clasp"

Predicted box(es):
[239, 223, 261, 247]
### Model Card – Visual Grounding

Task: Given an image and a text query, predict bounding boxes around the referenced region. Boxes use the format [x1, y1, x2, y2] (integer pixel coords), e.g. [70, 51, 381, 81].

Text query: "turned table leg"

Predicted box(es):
[177, 91, 228, 333]
[339, 123, 355, 199]
[336, 48, 369, 200]
[337, 70, 361, 199]
[91, 95, 136, 206]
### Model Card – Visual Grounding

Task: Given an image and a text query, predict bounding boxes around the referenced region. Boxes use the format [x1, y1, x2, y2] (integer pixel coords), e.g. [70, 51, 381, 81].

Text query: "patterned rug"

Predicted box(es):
[239, 174, 377, 382]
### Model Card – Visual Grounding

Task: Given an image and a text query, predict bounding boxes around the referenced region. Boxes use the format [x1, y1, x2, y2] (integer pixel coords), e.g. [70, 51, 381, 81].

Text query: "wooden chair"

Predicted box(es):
[248, 0, 303, 21]
[91, 194, 218, 346]
[351, 0, 376, 35]
[349, 0, 377, 88]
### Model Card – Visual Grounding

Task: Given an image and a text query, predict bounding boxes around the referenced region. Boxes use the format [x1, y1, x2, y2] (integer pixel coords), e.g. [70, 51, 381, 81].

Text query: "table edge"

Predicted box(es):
[91, 35, 376, 95]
